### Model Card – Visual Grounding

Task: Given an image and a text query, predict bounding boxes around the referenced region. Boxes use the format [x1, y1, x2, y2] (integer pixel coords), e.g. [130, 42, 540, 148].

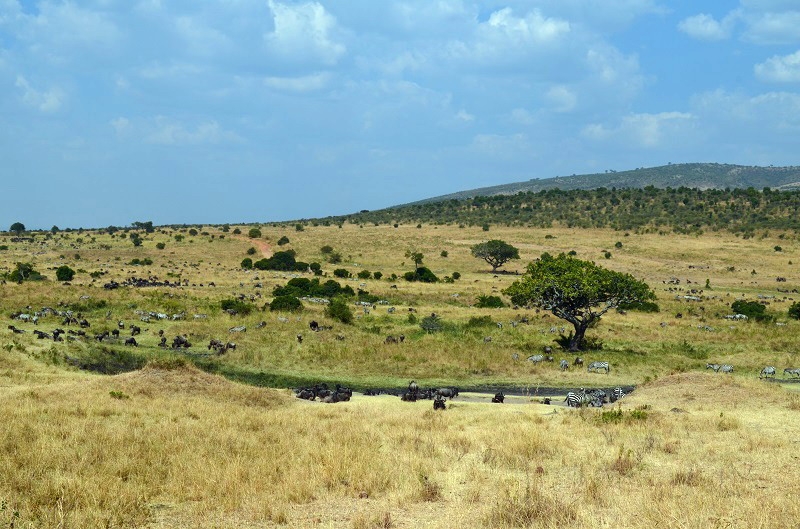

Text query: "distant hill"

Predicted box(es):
[408, 163, 800, 205]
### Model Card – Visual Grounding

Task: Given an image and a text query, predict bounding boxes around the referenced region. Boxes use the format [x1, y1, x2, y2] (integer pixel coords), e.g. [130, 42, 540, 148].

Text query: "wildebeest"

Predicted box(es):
[172, 335, 191, 349]
[783, 368, 800, 378]
[130, 325, 141, 336]
[560, 359, 569, 371]
[8, 325, 25, 334]
[111, 329, 120, 338]
[433, 395, 446, 410]
[385, 335, 399, 344]
[436, 387, 459, 399]
[491, 392, 505, 403]
[573, 357, 584, 367]
[296, 334, 303, 343]
[309, 320, 319, 331]
[125, 337, 138, 347]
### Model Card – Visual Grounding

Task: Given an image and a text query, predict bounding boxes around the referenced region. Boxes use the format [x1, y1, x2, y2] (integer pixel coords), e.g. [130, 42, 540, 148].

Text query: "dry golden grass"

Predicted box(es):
[1, 224, 800, 526]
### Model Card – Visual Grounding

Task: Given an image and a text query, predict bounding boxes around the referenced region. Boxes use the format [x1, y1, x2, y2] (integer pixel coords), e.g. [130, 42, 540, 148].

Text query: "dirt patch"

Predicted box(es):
[232, 235, 273, 258]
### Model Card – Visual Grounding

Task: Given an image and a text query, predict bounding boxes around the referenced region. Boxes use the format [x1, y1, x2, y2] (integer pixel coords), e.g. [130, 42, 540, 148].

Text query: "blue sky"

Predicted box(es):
[1, 0, 799, 229]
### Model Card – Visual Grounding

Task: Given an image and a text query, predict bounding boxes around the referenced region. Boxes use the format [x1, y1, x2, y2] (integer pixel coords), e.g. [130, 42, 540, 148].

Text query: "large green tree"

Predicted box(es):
[471, 239, 520, 272]
[503, 253, 655, 351]
[9, 222, 25, 235]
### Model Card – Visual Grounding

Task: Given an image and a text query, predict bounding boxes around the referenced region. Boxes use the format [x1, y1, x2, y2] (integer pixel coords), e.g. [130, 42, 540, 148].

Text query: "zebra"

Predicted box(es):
[610, 387, 626, 402]
[559, 359, 569, 371]
[586, 388, 608, 404]
[719, 364, 734, 374]
[706, 363, 721, 372]
[783, 368, 800, 378]
[587, 361, 610, 374]
[760, 366, 776, 378]
[527, 354, 544, 364]
[564, 388, 587, 408]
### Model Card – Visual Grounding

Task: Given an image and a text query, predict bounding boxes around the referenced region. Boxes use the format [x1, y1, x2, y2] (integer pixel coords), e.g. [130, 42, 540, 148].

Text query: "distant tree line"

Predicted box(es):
[316, 187, 800, 235]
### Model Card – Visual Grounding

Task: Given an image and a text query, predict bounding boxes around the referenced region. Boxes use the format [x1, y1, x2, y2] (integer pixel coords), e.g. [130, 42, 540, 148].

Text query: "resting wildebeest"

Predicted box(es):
[491, 392, 505, 403]
[436, 387, 459, 399]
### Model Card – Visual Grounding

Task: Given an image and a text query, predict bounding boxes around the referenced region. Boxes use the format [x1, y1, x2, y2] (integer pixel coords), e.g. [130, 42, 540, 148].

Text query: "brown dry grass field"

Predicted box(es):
[1, 223, 799, 528]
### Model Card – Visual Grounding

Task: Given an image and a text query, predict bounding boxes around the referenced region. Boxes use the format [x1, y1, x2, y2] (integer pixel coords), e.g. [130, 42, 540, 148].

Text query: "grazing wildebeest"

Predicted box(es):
[385, 335, 398, 344]
[783, 368, 800, 378]
[79, 319, 90, 328]
[491, 392, 505, 403]
[130, 325, 141, 336]
[573, 357, 584, 367]
[111, 329, 120, 338]
[125, 337, 138, 347]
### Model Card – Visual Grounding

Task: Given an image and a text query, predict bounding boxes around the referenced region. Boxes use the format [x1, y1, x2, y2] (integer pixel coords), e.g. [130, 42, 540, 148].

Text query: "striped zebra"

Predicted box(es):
[559, 359, 569, 371]
[587, 361, 610, 374]
[719, 364, 734, 374]
[783, 368, 800, 378]
[706, 363, 721, 372]
[587, 388, 608, 404]
[527, 354, 544, 364]
[610, 387, 626, 402]
[760, 366, 776, 378]
[564, 388, 587, 408]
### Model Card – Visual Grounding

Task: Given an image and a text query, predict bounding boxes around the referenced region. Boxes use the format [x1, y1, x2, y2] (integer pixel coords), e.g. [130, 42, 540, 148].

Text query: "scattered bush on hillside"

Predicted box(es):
[404, 267, 438, 283]
[156, 242, 166, 250]
[333, 268, 350, 278]
[241, 258, 253, 270]
[619, 300, 660, 313]
[247, 247, 257, 255]
[6, 262, 45, 282]
[357, 270, 371, 280]
[420, 314, 444, 333]
[253, 250, 297, 271]
[326, 297, 353, 324]
[220, 299, 255, 315]
[373, 271, 383, 280]
[789, 302, 800, 320]
[248, 228, 261, 238]
[731, 300, 773, 323]
[465, 315, 495, 328]
[309, 262, 322, 276]
[272, 277, 354, 299]
[56, 265, 75, 282]
[475, 295, 505, 308]
[277, 236, 290, 246]
[269, 295, 303, 312]
[320, 245, 333, 254]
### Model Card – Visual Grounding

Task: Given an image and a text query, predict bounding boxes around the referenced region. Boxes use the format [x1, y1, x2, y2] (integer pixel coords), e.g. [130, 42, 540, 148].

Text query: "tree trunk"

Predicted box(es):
[569, 323, 587, 352]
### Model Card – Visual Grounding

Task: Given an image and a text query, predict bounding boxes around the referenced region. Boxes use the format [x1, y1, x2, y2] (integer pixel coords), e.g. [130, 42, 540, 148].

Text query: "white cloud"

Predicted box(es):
[546, 85, 577, 112]
[678, 13, 734, 41]
[265, 0, 345, 67]
[692, 89, 800, 129]
[742, 10, 800, 45]
[110, 117, 130, 135]
[264, 72, 331, 92]
[455, 109, 474, 122]
[146, 118, 241, 145]
[755, 50, 800, 82]
[582, 112, 695, 147]
[15, 75, 63, 112]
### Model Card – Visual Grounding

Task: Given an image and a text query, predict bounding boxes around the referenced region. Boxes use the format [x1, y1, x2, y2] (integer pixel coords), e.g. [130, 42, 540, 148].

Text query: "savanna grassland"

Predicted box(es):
[1, 222, 800, 528]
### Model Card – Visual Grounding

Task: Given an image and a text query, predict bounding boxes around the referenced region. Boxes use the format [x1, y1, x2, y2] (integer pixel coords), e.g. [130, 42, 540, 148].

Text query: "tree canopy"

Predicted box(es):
[471, 239, 520, 271]
[503, 253, 655, 351]
[9, 222, 25, 235]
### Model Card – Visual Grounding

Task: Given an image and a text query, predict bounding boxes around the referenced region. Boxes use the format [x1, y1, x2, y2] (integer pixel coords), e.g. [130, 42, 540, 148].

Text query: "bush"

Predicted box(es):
[247, 247, 257, 255]
[475, 295, 505, 308]
[174, 234, 184, 242]
[156, 242, 166, 250]
[465, 315, 495, 328]
[441, 250, 448, 257]
[326, 297, 354, 324]
[128, 258, 153, 266]
[309, 262, 322, 276]
[452, 271, 461, 280]
[328, 252, 342, 264]
[188, 229, 198, 236]
[357, 270, 371, 280]
[295, 224, 304, 232]
[420, 314, 443, 333]
[615, 241, 623, 248]
[241, 258, 253, 270]
[248, 227, 262, 238]
[270, 295, 303, 312]
[233, 228, 242, 235]
[253, 250, 297, 271]
[373, 271, 383, 280]
[7, 262, 45, 282]
[731, 300, 773, 322]
[56, 265, 75, 282]
[404, 267, 438, 283]
[294, 261, 309, 272]
[320, 245, 333, 254]
[277, 236, 290, 246]
[604, 251, 612, 259]
[789, 302, 800, 320]
[619, 300, 660, 313]
[220, 298, 254, 315]
[334, 268, 351, 278]
[774, 245, 782, 252]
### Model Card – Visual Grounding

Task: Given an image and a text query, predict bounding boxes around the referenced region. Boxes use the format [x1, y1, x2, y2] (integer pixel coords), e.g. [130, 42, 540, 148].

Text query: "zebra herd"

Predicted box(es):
[707, 363, 800, 379]
[564, 387, 626, 408]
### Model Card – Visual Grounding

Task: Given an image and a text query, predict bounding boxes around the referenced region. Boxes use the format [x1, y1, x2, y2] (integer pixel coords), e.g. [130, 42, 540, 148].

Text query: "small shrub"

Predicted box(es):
[328, 252, 343, 264]
[404, 267, 438, 283]
[475, 295, 505, 308]
[334, 268, 351, 279]
[482, 223, 490, 231]
[269, 295, 303, 312]
[188, 229, 198, 236]
[309, 262, 322, 276]
[465, 315, 495, 328]
[320, 245, 333, 254]
[452, 271, 461, 280]
[247, 247, 257, 255]
[604, 251, 612, 259]
[248, 227, 262, 238]
[774, 245, 782, 252]
[241, 258, 253, 270]
[233, 228, 242, 235]
[109, 390, 130, 400]
[277, 236, 290, 246]
[156, 242, 166, 250]
[420, 314, 443, 333]
[55, 265, 75, 282]
[440, 250, 448, 257]
[789, 301, 800, 320]
[357, 270, 371, 280]
[614, 241, 623, 248]
[326, 297, 353, 324]
[373, 271, 383, 280]
[295, 224, 304, 232]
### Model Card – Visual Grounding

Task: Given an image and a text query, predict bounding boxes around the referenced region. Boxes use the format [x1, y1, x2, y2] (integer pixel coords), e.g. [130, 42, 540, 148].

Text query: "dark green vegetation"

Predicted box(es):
[55, 265, 75, 282]
[409, 163, 800, 203]
[504, 253, 656, 351]
[325, 178, 800, 236]
[471, 239, 520, 271]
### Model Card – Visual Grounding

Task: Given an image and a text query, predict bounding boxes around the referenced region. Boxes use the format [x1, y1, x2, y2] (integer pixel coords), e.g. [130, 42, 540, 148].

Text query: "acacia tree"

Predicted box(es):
[471, 239, 520, 272]
[503, 253, 655, 351]
[405, 250, 424, 267]
[9, 222, 25, 235]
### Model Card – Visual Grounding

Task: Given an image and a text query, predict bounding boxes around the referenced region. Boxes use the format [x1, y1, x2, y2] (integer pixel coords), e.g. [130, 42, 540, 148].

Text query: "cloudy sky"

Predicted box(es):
[2, 0, 799, 229]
